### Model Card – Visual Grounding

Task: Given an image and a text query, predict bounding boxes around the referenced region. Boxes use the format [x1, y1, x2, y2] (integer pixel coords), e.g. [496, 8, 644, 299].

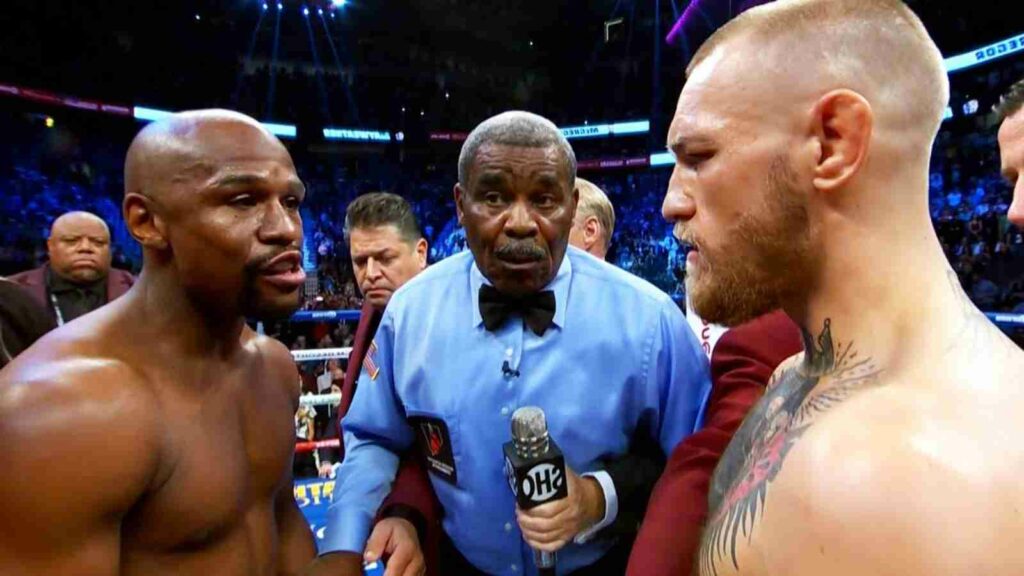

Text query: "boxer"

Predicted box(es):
[662, 1, 1024, 574]
[0, 109, 315, 575]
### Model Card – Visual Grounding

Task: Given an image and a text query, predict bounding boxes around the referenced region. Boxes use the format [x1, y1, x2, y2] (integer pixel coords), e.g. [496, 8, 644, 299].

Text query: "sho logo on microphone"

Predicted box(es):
[520, 463, 565, 503]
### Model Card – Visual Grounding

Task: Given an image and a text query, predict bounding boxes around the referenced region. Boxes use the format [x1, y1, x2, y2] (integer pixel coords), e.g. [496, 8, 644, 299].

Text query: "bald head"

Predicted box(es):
[124, 109, 292, 202]
[47, 211, 112, 284]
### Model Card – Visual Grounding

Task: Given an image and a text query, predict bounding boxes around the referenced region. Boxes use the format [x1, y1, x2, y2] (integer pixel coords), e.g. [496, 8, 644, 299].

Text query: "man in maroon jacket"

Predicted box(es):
[626, 310, 802, 575]
[307, 192, 437, 576]
[8, 211, 134, 329]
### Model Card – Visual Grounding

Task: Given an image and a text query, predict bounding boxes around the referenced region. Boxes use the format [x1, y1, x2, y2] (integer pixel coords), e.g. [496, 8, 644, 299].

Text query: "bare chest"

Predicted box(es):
[123, 364, 296, 555]
[700, 323, 881, 576]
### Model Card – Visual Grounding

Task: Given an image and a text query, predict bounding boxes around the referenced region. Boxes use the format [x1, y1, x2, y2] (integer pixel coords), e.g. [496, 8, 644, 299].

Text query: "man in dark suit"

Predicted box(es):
[8, 211, 134, 328]
[626, 310, 803, 575]
[310, 192, 438, 576]
[0, 278, 53, 369]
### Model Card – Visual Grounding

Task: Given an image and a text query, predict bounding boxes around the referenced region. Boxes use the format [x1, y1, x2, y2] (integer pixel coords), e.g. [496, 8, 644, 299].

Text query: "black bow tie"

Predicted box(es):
[478, 285, 556, 336]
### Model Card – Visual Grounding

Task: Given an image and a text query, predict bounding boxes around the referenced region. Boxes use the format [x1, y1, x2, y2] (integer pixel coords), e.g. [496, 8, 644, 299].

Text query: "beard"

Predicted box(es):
[684, 155, 815, 327]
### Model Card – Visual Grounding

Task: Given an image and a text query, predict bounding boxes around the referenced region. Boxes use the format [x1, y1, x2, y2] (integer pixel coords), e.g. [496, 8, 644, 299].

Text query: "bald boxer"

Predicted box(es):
[568, 178, 615, 260]
[998, 78, 1024, 227]
[662, 1, 1024, 574]
[0, 110, 315, 574]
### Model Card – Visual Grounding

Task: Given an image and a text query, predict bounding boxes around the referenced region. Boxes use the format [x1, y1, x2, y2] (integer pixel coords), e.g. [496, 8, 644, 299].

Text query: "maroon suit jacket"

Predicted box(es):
[340, 300, 441, 575]
[7, 265, 135, 328]
[626, 310, 803, 576]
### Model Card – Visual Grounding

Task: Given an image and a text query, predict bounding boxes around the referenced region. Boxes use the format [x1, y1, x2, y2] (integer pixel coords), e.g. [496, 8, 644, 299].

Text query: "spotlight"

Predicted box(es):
[332, 0, 347, 6]
[45, 117, 54, 128]
[262, 3, 268, 10]
[420, 110, 425, 117]
[303, 6, 309, 16]
[445, 92, 450, 100]
[194, 14, 201, 20]
[277, 2, 283, 10]
[330, 11, 335, 18]
[396, 132, 405, 142]
[318, 7, 324, 15]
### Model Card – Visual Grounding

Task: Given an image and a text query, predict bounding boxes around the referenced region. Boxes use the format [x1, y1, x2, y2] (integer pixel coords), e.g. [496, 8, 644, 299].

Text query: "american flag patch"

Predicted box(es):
[363, 340, 380, 381]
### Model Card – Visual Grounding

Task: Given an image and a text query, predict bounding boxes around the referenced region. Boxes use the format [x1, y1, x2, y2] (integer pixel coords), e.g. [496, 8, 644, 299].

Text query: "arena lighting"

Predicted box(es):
[944, 32, 1024, 73]
[560, 120, 650, 140]
[323, 127, 392, 142]
[277, 2, 283, 10]
[303, 6, 309, 16]
[317, 7, 324, 15]
[134, 106, 296, 138]
[331, 0, 347, 6]
[262, 3, 268, 10]
[262, 122, 298, 138]
[649, 152, 675, 167]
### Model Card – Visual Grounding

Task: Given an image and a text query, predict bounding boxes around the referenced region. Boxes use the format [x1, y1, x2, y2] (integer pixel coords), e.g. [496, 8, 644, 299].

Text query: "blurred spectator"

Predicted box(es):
[569, 178, 616, 260]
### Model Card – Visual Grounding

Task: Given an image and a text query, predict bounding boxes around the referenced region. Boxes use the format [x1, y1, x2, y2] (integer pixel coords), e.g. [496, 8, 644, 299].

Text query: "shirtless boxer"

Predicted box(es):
[0, 110, 316, 575]
[661, 1, 1024, 574]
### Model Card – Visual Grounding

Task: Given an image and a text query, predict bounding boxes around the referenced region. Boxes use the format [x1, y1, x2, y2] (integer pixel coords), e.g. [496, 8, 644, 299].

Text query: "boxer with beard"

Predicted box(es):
[662, 1, 1024, 574]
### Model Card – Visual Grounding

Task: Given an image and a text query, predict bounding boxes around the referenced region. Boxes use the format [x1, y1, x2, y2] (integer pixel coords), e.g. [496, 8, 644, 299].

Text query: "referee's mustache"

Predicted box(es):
[494, 241, 546, 262]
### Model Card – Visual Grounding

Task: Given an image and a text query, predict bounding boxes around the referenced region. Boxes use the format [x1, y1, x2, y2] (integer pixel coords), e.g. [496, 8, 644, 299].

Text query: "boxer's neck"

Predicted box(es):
[785, 203, 964, 377]
[129, 269, 246, 358]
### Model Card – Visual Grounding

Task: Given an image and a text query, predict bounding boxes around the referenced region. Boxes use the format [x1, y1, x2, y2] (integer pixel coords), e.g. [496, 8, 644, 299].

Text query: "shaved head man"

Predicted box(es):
[9, 210, 134, 328]
[568, 178, 615, 260]
[662, 1, 1024, 575]
[47, 211, 112, 284]
[0, 110, 316, 574]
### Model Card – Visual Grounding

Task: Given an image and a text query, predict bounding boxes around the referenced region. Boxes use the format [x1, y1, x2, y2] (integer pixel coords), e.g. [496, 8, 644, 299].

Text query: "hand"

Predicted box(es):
[515, 465, 605, 553]
[364, 517, 425, 576]
[318, 461, 337, 479]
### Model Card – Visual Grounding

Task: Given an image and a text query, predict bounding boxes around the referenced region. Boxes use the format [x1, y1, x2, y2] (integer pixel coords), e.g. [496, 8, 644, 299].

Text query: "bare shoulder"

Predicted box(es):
[245, 330, 300, 404]
[760, 384, 1024, 575]
[0, 346, 162, 453]
[767, 352, 803, 389]
[0, 348, 163, 511]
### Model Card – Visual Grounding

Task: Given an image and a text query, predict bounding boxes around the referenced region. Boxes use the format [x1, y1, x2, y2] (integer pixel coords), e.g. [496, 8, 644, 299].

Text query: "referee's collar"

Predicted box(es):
[470, 250, 572, 332]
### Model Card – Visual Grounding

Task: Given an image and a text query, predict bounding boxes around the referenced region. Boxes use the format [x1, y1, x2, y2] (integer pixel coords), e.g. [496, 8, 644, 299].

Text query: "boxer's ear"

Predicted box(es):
[810, 89, 873, 193]
[123, 193, 169, 251]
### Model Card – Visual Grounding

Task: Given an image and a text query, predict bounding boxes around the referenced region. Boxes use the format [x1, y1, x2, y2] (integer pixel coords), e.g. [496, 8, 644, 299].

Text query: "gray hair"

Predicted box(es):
[458, 111, 576, 188]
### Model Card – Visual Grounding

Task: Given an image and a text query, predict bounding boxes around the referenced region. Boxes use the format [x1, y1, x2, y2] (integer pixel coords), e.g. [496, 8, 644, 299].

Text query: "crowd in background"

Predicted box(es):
[2, 60, 1024, 332]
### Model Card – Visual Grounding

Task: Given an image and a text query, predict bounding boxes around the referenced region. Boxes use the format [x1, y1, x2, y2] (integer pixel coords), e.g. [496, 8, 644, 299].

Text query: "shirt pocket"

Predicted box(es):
[405, 408, 461, 487]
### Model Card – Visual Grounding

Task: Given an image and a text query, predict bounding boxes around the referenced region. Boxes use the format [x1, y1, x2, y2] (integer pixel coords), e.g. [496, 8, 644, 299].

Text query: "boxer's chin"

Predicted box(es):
[245, 291, 302, 322]
[688, 268, 779, 328]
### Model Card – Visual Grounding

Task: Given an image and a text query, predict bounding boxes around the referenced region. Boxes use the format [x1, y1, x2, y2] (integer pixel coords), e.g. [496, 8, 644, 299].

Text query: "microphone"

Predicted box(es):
[502, 360, 520, 378]
[503, 407, 568, 575]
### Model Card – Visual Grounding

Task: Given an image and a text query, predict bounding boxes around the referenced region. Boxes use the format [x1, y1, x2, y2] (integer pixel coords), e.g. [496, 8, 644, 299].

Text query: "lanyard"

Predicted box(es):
[49, 293, 66, 327]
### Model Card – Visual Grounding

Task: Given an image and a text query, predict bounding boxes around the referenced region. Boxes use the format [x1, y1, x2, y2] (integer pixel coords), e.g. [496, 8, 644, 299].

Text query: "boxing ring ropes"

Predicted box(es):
[287, 307, 1024, 544]
[287, 309, 1024, 456]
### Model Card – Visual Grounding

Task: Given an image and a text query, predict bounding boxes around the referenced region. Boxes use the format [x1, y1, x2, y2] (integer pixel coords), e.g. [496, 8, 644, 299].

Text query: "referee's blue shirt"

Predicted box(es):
[322, 247, 711, 575]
